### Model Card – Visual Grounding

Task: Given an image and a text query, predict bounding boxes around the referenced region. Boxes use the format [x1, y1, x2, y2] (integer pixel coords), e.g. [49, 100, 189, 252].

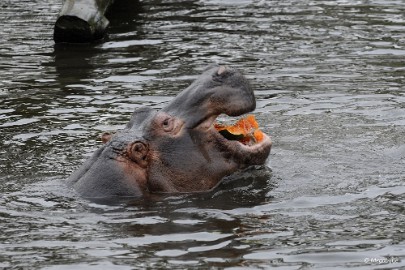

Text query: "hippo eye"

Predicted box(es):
[162, 117, 175, 132]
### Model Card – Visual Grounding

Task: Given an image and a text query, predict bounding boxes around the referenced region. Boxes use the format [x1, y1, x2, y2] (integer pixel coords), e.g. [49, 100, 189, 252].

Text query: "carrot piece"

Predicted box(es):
[254, 129, 264, 142]
[214, 115, 264, 144]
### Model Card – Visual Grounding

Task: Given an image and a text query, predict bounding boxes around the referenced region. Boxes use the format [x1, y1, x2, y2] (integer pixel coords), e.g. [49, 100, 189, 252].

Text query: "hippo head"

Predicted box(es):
[68, 65, 272, 198]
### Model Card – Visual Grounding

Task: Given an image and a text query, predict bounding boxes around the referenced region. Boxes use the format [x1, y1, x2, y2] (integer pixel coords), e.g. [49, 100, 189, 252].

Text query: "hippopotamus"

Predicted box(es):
[68, 65, 272, 198]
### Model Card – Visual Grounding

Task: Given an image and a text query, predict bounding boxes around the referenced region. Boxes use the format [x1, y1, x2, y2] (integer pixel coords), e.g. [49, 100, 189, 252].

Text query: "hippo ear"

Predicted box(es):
[101, 132, 112, 144]
[127, 141, 149, 168]
[127, 107, 157, 129]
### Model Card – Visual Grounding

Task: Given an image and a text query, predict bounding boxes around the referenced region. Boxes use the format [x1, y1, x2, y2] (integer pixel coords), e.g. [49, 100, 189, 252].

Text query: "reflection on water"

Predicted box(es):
[1, 0, 405, 268]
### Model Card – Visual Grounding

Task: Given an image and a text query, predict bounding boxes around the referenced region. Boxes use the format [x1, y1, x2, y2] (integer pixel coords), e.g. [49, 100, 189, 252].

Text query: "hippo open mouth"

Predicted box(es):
[186, 109, 270, 171]
[201, 113, 271, 165]
[68, 65, 272, 198]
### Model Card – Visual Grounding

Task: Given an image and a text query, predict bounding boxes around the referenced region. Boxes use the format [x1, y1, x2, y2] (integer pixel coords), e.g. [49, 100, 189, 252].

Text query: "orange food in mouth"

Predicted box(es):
[214, 115, 265, 145]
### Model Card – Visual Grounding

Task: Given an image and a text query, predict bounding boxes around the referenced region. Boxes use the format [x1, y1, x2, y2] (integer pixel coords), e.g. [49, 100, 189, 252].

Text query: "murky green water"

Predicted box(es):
[1, 0, 405, 269]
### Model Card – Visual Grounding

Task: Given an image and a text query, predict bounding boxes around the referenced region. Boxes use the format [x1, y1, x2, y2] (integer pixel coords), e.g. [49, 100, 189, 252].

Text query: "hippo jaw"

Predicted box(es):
[145, 112, 272, 193]
[145, 65, 272, 193]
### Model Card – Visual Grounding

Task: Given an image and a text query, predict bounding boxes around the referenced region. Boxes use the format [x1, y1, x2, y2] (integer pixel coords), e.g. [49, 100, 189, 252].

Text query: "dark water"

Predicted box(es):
[1, 0, 405, 269]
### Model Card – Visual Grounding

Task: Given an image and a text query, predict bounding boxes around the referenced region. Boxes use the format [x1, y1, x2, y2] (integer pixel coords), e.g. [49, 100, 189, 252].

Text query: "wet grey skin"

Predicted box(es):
[68, 65, 272, 198]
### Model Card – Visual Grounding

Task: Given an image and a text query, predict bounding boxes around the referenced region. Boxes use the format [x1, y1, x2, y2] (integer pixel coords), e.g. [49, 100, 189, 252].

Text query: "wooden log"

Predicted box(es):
[54, 0, 115, 43]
